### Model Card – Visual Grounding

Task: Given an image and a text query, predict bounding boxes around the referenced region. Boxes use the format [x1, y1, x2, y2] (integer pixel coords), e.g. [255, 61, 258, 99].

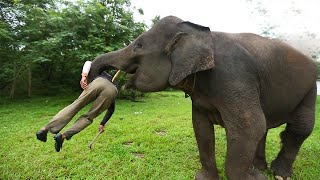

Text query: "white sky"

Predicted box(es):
[131, 0, 320, 34]
[130, 0, 320, 57]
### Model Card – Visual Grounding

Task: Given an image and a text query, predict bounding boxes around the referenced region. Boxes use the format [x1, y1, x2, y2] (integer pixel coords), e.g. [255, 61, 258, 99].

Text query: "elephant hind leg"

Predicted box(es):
[271, 85, 317, 179]
[253, 133, 268, 171]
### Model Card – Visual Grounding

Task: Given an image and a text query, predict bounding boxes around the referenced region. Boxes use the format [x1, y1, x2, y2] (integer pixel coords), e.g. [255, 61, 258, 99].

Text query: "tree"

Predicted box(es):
[151, 15, 160, 27]
[0, 0, 146, 98]
[0, 0, 57, 98]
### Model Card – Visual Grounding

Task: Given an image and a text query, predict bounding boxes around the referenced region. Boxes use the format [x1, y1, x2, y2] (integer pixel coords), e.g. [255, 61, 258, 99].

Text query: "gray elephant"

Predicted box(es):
[88, 16, 317, 180]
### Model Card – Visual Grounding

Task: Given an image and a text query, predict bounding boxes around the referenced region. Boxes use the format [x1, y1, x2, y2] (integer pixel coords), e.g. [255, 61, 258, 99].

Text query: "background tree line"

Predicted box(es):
[0, 0, 146, 99]
[1, 0, 319, 100]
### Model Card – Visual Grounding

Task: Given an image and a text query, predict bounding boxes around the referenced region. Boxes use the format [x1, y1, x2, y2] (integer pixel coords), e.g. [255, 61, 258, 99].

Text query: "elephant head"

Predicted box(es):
[88, 16, 215, 92]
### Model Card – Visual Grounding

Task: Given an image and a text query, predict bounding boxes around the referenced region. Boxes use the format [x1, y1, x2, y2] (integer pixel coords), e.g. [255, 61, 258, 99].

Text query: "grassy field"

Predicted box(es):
[0, 91, 319, 179]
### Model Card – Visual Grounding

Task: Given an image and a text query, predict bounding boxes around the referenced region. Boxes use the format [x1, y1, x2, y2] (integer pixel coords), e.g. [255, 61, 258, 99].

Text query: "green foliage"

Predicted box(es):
[0, 0, 146, 98]
[151, 15, 160, 27]
[316, 61, 320, 80]
[0, 91, 320, 179]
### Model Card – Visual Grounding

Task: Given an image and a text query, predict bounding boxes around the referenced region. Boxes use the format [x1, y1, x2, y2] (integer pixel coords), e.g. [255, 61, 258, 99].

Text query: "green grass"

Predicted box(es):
[0, 91, 319, 179]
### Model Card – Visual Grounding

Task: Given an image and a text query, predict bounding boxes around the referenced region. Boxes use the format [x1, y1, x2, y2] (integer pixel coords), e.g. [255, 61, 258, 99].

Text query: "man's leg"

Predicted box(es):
[62, 78, 117, 140]
[36, 79, 101, 142]
[53, 78, 116, 151]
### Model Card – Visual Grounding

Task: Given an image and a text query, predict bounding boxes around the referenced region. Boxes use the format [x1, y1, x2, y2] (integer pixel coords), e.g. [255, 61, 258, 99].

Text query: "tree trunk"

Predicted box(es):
[28, 66, 32, 97]
[10, 62, 16, 99]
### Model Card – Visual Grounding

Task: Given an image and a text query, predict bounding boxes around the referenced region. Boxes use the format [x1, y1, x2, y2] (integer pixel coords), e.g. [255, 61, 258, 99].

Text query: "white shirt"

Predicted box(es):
[82, 61, 92, 76]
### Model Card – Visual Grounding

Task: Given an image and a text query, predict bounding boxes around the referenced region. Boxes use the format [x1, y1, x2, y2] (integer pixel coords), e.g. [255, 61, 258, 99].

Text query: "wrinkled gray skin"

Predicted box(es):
[88, 16, 317, 180]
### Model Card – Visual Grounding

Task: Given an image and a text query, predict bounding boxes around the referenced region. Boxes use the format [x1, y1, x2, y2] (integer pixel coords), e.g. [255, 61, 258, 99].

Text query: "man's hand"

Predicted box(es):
[99, 125, 105, 133]
[80, 76, 88, 90]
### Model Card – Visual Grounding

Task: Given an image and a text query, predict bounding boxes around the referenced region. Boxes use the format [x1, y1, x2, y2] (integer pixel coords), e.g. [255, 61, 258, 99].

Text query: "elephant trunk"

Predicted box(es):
[88, 48, 130, 83]
[87, 53, 112, 83]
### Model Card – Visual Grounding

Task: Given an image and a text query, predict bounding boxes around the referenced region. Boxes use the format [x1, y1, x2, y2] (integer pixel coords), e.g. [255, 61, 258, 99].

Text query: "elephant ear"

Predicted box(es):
[166, 22, 215, 86]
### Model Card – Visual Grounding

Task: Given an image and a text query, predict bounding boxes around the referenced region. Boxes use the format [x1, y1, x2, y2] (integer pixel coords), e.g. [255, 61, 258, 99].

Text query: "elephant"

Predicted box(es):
[88, 16, 317, 180]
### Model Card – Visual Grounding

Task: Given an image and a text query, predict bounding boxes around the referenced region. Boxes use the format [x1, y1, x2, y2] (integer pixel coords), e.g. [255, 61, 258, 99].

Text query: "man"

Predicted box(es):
[36, 61, 118, 152]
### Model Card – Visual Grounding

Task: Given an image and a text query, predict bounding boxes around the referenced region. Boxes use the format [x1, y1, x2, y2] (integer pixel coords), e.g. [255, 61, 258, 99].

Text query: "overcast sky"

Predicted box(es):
[130, 0, 320, 57]
[130, 0, 320, 34]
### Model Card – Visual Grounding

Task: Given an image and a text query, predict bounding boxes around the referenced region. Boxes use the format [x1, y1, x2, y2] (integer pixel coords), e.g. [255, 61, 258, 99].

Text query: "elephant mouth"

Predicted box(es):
[124, 67, 139, 89]
[110, 65, 138, 89]
[123, 64, 138, 74]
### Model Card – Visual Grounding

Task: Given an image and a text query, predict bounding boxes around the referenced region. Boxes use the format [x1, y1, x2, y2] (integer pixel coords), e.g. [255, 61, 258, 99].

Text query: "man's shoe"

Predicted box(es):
[36, 130, 48, 142]
[54, 134, 64, 152]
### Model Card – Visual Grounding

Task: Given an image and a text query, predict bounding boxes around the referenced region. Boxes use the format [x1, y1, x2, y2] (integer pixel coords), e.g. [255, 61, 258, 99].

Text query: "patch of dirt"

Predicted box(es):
[155, 130, 167, 136]
[132, 152, 144, 158]
[123, 141, 134, 147]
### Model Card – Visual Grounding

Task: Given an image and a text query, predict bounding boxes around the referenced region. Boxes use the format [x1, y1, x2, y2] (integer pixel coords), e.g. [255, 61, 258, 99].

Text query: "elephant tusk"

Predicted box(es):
[112, 70, 121, 82]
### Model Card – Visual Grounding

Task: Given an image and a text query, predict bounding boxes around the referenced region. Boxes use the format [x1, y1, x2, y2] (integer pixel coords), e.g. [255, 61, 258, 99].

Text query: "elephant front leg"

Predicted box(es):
[192, 105, 219, 180]
[222, 109, 267, 180]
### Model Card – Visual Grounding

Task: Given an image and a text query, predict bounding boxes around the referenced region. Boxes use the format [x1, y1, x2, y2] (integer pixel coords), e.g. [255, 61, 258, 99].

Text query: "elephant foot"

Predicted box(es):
[195, 168, 219, 180]
[248, 169, 267, 180]
[270, 159, 292, 180]
[253, 158, 268, 171]
[274, 175, 291, 180]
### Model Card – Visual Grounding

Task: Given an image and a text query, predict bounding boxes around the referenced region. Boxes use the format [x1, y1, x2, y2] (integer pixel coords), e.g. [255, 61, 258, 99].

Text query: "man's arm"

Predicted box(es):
[80, 61, 92, 89]
[99, 102, 115, 132]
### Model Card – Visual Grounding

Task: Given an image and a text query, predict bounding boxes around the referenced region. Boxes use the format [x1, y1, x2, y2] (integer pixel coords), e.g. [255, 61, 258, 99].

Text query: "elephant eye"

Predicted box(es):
[135, 42, 142, 48]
